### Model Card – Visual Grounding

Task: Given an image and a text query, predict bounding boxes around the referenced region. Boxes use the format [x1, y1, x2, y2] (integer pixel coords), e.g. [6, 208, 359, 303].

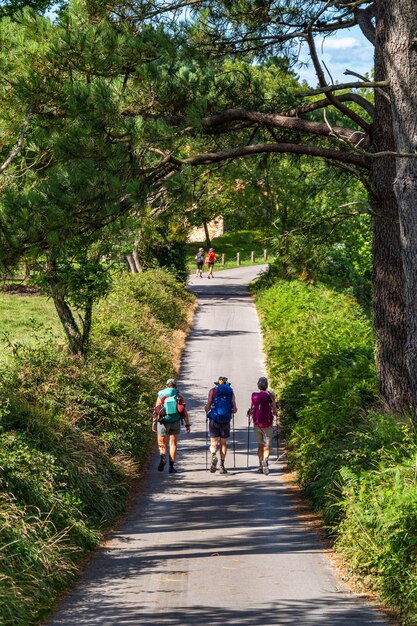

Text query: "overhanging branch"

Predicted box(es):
[202, 109, 368, 147]
[178, 142, 368, 168]
[283, 93, 374, 119]
[297, 80, 389, 97]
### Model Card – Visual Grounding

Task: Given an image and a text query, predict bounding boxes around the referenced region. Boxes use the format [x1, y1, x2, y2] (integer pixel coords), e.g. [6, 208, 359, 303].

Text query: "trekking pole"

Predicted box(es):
[246, 408, 251, 467]
[276, 419, 280, 462]
[205, 417, 208, 471]
[232, 414, 236, 468]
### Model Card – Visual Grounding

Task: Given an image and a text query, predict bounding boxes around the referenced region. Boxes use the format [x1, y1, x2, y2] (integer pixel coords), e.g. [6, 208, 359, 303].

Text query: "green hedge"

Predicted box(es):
[254, 277, 417, 624]
[0, 269, 194, 626]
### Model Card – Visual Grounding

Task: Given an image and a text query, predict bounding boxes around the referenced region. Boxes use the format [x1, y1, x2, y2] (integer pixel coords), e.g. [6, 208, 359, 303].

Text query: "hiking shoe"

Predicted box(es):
[158, 455, 166, 472]
[169, 465, 178, 473]
[210, 455, 218, 473]
[262, 460, 270, 475]
[219, 465, 228, 475]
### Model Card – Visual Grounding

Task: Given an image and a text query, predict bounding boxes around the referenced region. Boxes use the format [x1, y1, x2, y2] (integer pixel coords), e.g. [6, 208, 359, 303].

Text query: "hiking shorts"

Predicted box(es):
[197, 262, 204, 270]
[254, 424, 274, 446]
[209, 419, 230, 439]
[157, 419, 181, 437]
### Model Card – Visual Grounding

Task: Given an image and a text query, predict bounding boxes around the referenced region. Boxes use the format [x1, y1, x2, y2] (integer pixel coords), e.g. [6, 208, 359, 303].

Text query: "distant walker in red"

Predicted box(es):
[205, 248, 217, 279]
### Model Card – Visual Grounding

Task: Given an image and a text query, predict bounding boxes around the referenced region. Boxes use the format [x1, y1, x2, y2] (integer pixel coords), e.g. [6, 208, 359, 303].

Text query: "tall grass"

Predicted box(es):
[0, 269, 194, 625]
[253, 276, 417, 624]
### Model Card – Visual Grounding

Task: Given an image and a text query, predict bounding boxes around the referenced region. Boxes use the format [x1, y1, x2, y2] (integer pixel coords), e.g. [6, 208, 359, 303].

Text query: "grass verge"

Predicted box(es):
[253, 275, 417, 624]
[0, 294, 63, 363]
[0, 269, 195, 626]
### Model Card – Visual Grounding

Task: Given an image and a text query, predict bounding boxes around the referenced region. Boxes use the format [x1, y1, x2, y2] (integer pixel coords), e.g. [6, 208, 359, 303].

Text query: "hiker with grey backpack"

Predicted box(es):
[205, 376, 237, 475]
[152, 378, 190, 473]
[249, 376, 278, 475]
[194, 247, 205, 277]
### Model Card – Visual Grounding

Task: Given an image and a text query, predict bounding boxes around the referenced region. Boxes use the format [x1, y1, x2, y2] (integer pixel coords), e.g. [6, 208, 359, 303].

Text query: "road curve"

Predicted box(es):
[47, 266, 391, 626]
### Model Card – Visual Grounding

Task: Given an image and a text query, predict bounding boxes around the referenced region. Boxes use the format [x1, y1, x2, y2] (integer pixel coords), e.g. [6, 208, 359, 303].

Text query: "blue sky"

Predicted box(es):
[296, 26, 374, 86]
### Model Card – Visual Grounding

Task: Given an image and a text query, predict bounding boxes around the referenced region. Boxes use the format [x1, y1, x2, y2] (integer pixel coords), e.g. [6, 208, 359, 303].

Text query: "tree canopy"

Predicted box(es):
[1, 0, 417, 415]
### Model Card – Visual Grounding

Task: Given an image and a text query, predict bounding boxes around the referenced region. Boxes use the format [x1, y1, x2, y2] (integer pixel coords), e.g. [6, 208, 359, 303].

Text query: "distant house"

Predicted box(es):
[187, 216, 224, 243]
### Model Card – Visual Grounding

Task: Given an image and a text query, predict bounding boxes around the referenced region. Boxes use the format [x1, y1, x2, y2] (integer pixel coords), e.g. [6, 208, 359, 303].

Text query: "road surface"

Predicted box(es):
[47, 266, 391, 626]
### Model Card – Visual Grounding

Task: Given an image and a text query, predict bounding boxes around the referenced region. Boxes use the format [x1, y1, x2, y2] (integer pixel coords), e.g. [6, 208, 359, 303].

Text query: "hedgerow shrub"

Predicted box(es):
[336, 458, 417, 622]
[254, 277, 417, 623]
[0, 269, 194, 626]
[253, 277, 373, 402]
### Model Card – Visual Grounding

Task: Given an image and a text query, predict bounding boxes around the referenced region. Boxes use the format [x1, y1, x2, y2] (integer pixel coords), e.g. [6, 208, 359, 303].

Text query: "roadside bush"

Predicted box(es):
[254, 276, 417, 622]
[0, 269, 194, 626]
[253, 277, 373, 398]
[337, 457, 417, 621]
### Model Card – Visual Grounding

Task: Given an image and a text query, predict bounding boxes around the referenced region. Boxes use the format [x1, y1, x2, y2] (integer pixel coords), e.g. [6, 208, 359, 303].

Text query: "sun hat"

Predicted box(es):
[214, 376, 228, 385]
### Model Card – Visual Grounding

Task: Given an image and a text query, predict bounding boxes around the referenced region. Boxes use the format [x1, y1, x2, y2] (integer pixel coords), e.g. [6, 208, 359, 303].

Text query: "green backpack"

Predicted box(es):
[158, 387, 180, 422]
[163, 395, 180, 422]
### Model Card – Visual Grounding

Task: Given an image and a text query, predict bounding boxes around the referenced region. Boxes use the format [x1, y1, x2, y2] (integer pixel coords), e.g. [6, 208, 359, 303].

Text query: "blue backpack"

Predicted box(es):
[208, 384, 234, 423]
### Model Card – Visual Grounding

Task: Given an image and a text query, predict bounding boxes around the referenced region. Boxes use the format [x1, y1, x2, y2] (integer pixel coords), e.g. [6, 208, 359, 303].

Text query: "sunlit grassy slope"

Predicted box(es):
[0, 293, 63, 361]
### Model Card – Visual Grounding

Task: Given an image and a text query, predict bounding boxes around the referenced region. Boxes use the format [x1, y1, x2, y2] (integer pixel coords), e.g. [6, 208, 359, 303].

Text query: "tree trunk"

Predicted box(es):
[203, 220, 211, 248]
[126, 254, 138, 273]
[80, 298, 93, 355]
[46, 255, 84, 355]
[132, 242, 142, 272]
[370, 3, 411, 412]
[23, 261, 30, 280]
[378, 0, 417, 414]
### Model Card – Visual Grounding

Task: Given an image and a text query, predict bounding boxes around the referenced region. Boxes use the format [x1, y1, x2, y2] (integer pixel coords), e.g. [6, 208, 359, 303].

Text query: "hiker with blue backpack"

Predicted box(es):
[205, 376, 237, 475]
[249, 376, 278, 475]
[152, 379, 191, 473]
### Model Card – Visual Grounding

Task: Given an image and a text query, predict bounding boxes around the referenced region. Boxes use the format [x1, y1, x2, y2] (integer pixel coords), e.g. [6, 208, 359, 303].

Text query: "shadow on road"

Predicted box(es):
[51, 598, 387, 625]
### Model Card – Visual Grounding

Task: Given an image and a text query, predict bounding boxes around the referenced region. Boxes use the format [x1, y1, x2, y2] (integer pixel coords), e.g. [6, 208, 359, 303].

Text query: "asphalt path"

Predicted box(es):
[47, 265, 391, 626]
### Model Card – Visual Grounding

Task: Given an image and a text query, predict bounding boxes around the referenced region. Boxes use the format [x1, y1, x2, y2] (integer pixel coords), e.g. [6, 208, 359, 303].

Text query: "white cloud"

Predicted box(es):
[318, 37, 361, 50]
[295, 27, 373, 86]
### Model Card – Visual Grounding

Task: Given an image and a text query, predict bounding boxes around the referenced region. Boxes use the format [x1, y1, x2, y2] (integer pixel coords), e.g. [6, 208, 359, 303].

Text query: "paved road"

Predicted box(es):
[47, 266, 391, 626]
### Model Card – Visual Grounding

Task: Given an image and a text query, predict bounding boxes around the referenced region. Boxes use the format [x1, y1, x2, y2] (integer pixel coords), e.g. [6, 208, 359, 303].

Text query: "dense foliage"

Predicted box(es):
[0, 269, 194, 626]
[254, 277, 417, 623]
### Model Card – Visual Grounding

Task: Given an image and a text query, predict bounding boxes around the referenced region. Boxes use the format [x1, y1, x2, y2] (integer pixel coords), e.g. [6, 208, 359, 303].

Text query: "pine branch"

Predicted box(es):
[354, 4, 376, 45]
[344, 69, 389, 102]
[0, 76, 47, 176]
[296, 80, 389, 97]
[306, 31, 369, 131]
[118, 0, 206, 20]
[282, 93, 374, 119]
[202, 109, 368, 147]
[177, 142, 368, 168]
